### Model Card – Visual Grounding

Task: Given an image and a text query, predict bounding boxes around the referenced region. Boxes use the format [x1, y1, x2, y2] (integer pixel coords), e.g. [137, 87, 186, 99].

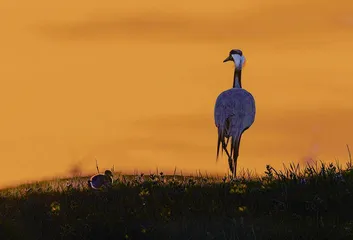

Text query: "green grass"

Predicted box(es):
[1, 160, 353, 240]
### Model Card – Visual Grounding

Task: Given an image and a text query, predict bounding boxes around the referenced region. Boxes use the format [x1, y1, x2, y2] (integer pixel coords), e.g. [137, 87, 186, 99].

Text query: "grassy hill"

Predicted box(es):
[1, 161, 353, 240]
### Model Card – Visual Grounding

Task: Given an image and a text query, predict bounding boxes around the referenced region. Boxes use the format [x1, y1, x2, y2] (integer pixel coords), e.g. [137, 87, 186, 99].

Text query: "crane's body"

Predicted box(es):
[214, 49, 256, 177]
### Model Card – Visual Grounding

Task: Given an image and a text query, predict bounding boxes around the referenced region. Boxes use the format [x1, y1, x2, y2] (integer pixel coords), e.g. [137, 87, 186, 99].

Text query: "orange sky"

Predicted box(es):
[0, 0, 352, 188]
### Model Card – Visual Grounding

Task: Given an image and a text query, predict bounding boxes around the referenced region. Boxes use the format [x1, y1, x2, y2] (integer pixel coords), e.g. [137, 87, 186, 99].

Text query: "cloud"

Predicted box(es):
[131, 113, 211, 131]
[132, 108, 353, 136]
[34, 1, 352, 44]
[128, 107, 353, 158]
[122, 136, 211, 154]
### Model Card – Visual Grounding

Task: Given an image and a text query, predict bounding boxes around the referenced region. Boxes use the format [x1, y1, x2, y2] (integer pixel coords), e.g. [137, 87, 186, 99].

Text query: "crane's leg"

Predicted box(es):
[228, 133, 243, 178]
[221, 141, 231, 160]
[222, 141, 235, 177]
[232, 133, 244, 178]
[228, 137, 235, 177]
[221, 140, 233, 171]
[225, 137, 230, 148]
[229, 157, 235, 178]
[222, 137, 230, 159]
[232, 153, 238, 179]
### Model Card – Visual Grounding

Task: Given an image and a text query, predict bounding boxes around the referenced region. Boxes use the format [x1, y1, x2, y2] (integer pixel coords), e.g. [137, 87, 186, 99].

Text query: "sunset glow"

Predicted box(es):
[0, 0, 352, 188]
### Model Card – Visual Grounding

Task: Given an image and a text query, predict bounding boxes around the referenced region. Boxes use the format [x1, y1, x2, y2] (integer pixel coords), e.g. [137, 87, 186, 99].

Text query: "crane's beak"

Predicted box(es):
[223, 55, 233, 63]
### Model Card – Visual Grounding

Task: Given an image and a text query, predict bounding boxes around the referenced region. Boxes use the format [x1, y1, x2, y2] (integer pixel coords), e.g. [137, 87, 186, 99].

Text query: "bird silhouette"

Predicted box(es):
[88, 170, 114, 189]
[214, 49, 256, 177]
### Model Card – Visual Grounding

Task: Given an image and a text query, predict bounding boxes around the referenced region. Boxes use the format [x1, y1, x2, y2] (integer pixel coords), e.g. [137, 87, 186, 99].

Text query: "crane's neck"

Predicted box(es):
[233, 69, 242, 88]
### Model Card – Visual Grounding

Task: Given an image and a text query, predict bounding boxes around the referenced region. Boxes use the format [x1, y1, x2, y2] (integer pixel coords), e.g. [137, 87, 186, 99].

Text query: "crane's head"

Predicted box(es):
[223, 49, 246, 71]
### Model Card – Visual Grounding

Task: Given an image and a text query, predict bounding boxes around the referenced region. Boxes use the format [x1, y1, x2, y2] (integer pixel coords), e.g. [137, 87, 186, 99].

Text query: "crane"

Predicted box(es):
[214, 49, 256, 178]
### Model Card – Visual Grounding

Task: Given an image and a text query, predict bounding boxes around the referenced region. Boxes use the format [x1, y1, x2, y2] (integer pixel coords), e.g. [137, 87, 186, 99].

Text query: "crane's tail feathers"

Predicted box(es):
[216, 127, 228, 161]
[216, 134, 221, 161]
[216, 128, 224, 161]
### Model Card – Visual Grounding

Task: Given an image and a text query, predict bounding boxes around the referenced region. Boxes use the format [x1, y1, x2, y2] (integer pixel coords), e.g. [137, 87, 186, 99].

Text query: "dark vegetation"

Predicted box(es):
[1, 157, 353, 240]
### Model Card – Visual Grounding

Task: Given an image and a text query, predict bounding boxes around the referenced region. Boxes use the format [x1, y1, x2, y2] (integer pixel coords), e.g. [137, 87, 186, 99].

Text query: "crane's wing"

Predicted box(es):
[214, 88, 256, 160]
